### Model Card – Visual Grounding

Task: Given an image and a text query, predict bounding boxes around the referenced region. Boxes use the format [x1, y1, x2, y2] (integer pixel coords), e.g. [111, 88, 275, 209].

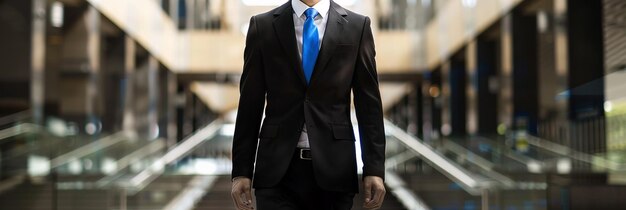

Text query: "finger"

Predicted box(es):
[364, 200, 378, 210]
[239, 192, 254, 210]
[372, 188, 385, 209]
[231, 191, 244, 209]
[372, 186, 386, 207]
[232, 189, 251, 210]
[365, 186, 383, 208]
[363, 182, 373, 203]
[244, 188, 254, 208]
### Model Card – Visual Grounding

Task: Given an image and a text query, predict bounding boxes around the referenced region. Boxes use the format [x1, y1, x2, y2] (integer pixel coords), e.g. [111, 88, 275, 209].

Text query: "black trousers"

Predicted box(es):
[255, 149, 355, 210]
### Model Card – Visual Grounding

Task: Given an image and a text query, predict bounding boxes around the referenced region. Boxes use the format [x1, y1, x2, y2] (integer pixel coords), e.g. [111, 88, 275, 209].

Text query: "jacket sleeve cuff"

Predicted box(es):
[231, 169, 253, 181]
[362, 168, 385, 181]
[231, 176, 250, 182]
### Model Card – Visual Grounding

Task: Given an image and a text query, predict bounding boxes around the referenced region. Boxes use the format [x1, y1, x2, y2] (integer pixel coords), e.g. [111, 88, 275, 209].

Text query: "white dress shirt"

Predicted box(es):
[292, 0, 330, 148]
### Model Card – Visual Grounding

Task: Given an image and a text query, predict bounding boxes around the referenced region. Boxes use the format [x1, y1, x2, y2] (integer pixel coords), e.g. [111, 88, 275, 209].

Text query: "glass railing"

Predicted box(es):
[42, 120, 225, 210]
[1, 127, 130, 177]
[0, 119, 171, 209]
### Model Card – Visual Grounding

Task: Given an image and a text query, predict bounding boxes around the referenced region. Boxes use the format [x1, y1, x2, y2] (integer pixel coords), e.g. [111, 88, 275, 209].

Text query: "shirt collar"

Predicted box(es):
[292, 0, 330, 19]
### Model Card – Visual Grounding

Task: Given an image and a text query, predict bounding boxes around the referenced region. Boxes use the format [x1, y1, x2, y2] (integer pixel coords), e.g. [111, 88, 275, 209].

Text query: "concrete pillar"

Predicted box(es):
[123, 36, 136, 134]
[414, 82, 424, 139]
[166, 70, 178, 146]
[30, 0, 46, 125]
[476, 34, 499, 135]
[534, 0, 570, 144]
[147, 57, 159, 139]
[407, 82, 422, 138]
[512, 8, 539, 135]
[423, 69, 442, 141]
[440, 61, 450, 137]
[449, 51, 467, 137]
[183, 85, 194, 137]
[566, 0, 606, 154]
[466, 41, 478, 135]
[85, 6, 101, 135]
[499, 15, 514, 135]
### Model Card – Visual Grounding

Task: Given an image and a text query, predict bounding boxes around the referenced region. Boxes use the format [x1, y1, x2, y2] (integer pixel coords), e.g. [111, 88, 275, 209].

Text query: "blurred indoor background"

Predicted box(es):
[1, 0, 625, 209]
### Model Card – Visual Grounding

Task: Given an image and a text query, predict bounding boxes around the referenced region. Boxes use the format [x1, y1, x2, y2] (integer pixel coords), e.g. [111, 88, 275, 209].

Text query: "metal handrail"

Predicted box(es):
[124, 120, 222, 193]
[50, 131, 130, 168]
[162, 175, 219, 210]
[0, 123, 40, 142]
[439, 139, 516, 187]
[0, 110, 30, 127]
[384, 120, 493, 195]
[385, 170, 431, 210]
[472, 135, 548, 172]
[95, 139, 168, 187]
[526, 135, 626, 171]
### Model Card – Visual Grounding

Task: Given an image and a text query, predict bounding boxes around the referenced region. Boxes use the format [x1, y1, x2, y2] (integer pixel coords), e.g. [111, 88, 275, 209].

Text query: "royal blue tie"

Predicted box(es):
[302, 8, 320, 85]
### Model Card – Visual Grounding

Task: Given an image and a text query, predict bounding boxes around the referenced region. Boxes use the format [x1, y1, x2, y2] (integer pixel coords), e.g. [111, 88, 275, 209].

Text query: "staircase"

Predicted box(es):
[193, 176, 407, 210]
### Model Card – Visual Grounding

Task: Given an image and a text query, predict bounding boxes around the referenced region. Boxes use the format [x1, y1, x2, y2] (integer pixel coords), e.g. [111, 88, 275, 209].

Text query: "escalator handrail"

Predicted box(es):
[0, 123, 40, 142]
[384, 120, 493, 195]
[439, 139, 517, 187]
[385, 139, 516, 188]
[50, 131, 131, 168]
[95, 138, 168, 187]
[385, 170, 431, 210]
[0, 110, 30, 127]
[162, 175, 219, 210]
[472, 135, 548, 172]
[124, 119, 222, 193]
[526, 135, 626, 171]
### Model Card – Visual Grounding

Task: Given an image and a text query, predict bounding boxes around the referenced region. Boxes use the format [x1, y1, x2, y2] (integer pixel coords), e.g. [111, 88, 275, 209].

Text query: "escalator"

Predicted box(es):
[0, 116, 170, 209]
[384, 119, 626, 210]
[1, 118, 625, 209]
[381, 120, 623, 210]
[0, 119, 544, 210]
[82, 120, 413, 210]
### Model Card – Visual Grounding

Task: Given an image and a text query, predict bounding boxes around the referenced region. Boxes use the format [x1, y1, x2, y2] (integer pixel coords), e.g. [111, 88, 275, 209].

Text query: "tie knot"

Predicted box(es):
[304, 8, 319, 19]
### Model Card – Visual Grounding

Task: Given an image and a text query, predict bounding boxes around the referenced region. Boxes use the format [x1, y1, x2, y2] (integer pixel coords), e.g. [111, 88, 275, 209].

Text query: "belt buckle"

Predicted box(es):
[299, 149, 312, 160]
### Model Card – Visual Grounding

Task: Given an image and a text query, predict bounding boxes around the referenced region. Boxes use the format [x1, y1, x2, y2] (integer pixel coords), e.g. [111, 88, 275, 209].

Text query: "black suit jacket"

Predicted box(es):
[232, 1, 385, 193]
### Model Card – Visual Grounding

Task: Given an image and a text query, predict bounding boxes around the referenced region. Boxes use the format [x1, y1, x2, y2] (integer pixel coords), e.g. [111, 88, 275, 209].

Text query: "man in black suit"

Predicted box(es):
[231, 0, 386, 209]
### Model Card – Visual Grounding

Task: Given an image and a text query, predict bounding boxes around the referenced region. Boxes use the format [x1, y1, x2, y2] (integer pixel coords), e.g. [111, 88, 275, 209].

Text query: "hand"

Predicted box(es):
[231, 177, 254, 210]
[363, 176, 386, 210]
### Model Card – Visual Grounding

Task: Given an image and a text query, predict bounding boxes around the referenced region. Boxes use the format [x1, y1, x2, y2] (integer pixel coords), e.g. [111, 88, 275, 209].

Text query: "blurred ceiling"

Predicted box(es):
[190, 82, 412, 114]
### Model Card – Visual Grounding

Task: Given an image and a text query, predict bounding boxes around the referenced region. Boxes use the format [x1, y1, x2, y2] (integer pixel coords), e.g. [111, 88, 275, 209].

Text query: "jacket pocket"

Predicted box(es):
[331, 124, 355, 141]
[259, 124, 279, 139]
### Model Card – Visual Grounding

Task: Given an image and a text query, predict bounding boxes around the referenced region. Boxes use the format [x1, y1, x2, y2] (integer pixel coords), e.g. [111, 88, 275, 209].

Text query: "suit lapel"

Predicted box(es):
[273, 3, 307, 87]
[309, 2, 348, 88]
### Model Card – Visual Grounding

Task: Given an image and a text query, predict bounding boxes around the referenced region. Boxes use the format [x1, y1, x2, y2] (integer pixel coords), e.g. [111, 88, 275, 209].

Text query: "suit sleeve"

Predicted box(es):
[352, 17, 386, 180]
[231, 16, 266, 180]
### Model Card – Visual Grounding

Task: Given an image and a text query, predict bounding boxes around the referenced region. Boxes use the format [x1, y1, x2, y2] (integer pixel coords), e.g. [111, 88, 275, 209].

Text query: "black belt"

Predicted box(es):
[297, 148, 312, 160]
